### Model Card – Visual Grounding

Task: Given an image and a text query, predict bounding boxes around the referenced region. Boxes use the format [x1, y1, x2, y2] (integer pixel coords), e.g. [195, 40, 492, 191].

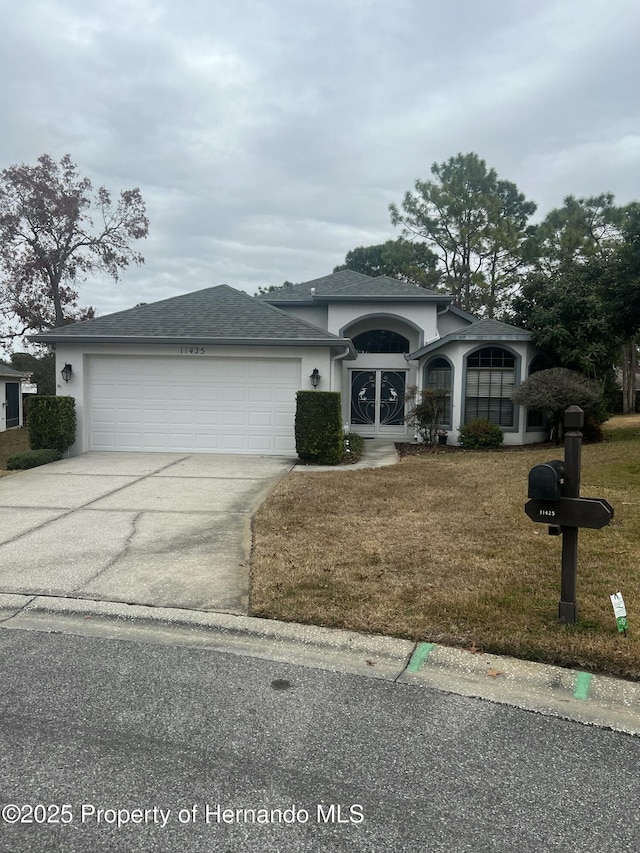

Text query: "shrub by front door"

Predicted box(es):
[350, 370, 406, 435]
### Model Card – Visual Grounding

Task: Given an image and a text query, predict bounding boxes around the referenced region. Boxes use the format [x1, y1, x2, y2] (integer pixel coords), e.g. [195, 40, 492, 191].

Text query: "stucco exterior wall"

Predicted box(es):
[436, 309, 474, 336]
[329, 301, 438, 343]
[273, 304, 328, 329]
[418, 339, 547, 446]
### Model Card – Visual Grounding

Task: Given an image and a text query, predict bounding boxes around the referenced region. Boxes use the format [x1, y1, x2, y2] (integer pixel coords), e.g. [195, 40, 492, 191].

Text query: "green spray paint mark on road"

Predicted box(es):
[574, 672, 593, 701]
[407, 643, 436, 673]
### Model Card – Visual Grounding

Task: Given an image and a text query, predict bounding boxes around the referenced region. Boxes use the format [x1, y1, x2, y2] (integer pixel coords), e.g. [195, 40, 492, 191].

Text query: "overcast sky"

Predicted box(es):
[2, 0, 640, 317]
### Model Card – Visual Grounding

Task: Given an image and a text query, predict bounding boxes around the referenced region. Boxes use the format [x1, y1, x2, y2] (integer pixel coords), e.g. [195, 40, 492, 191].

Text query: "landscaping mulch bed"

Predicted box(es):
[395, 440, 556, 457]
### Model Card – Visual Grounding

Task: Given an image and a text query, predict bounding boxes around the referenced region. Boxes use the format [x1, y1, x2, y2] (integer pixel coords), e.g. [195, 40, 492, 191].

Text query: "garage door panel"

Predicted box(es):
[222, 387, 246, 404]
[143, 433, 168, 449]
[168, 410, 195, 426]
[248, 363, 278, 380]
[274, 435, 295, 452]
[118, 431, 143, 447]
[166, 361, 198, 380]
[143, 409, 171, 425]
[91, 408, 115, 425]
[116, 408, 142, 425]
[172, 385, 197, 403]
[88, 356, 300, 454]
[92, 382, 117, 400]
[195, 434, 222, 450]
[222, 411, 247, 427]
[274, 412, 293, 427]
[222, 361, 250, 382]
[275, 388, 296, 404]
[195, 361, 223, 380]
[250, 388, 275, 404]
[196, 410, 221, 426]
[196, 386, 220, 402]
[168, 431, 195, 447]
[119, 385, 140, 400]
[91, 431, 116, 448]
[247, 435, 276, 452]
[142, 385, 167, 402]
[248, 412, 272, 427]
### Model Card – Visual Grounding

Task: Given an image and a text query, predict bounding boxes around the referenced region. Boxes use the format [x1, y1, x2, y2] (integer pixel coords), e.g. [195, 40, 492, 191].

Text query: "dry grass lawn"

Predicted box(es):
[251, 416, 640, 679]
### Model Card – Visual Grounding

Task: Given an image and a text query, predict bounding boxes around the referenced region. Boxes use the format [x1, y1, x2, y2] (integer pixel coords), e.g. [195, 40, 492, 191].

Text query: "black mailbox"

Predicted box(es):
[528, 460, 565, 502]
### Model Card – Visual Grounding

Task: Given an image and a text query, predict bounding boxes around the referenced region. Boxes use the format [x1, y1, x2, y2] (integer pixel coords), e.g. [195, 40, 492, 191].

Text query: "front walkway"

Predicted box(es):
[291, 439, 399, 473]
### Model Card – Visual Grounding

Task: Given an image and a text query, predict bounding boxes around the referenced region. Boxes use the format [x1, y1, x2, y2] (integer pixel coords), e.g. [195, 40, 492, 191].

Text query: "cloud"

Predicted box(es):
[1, 0, 639, 316]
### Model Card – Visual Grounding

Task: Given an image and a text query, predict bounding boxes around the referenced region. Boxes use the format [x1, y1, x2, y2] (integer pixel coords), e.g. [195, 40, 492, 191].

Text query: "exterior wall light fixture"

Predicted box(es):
[61, 363, 73, 383]
[310, 368, 321, 388]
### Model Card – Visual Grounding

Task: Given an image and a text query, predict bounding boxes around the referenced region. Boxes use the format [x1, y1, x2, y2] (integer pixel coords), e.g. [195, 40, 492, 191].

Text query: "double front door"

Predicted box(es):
[350, 370, 406, 435]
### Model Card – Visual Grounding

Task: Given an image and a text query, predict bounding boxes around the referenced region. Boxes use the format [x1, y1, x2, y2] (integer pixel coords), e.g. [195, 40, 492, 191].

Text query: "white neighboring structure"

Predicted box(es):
[0, 362, 30, 432]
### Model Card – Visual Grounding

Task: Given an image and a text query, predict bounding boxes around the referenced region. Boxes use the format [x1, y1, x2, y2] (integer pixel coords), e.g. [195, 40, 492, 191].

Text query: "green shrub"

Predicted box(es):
[7, 448, 63, 470]
[511, 368, 605, 442]
[582, 416, 605, 443]
[405, 386, 448, 445]
[458, 418, 504, 449]
[28, 396, 76, 453]
[295, 391, 343, 465]
[343, 431, 365, 463]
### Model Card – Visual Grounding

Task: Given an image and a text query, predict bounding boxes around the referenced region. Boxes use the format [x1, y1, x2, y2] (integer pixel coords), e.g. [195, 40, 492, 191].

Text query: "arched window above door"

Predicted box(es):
[351, 329, 410, 353]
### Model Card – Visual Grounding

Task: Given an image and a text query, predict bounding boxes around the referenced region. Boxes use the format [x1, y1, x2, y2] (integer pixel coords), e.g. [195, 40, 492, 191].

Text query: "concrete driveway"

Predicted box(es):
[0, 453, 293, 614]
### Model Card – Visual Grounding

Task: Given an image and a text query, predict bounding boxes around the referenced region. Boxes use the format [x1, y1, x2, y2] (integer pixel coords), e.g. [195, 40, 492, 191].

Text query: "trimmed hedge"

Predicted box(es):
[295, 391, 343, 465]
[28, 396, 76, 453]
[7, 449, 63, 470]
[458, 418, 504, 449]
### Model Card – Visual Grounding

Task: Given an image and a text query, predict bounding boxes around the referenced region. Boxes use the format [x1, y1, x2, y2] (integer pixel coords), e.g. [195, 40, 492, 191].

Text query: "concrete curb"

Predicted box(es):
[1, 593, 639, 736]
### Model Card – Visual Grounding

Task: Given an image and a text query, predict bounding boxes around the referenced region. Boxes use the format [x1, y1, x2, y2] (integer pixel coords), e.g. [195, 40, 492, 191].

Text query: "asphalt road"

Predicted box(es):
[1, 629, 639, 852]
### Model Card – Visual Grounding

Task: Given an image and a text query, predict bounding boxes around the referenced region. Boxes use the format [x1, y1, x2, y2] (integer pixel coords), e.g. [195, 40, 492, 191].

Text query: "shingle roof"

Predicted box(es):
[0, 361, 29, 378]
[409, 317, 532, 359]
[260, 269, 449, 302]
[29, 285, 354, 349]
[453, 318, 532, 338]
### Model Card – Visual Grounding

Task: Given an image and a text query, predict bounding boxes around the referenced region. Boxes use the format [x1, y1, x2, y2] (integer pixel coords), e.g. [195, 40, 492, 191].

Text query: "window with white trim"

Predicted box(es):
[465, 347, 515, 427]
[425, 357, 452, 427]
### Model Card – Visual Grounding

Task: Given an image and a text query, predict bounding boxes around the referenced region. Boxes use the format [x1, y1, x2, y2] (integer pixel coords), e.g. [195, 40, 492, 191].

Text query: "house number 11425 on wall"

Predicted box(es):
[179, 346, 206, 355]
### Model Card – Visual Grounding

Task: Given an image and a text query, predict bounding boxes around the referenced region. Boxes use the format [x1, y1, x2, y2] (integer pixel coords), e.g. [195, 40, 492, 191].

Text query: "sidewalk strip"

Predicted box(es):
[407, 643, 436, 673]
[573, 672, 593, 701]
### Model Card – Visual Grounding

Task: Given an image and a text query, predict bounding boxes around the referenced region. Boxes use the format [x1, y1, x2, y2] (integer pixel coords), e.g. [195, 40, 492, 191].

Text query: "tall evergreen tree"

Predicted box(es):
[389, 152, 536, 316]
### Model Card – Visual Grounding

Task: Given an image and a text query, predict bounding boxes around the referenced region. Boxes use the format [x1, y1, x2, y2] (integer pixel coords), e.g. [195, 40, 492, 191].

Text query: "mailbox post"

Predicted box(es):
[524, 405, 614, 625]
[559, 406, 583, 624]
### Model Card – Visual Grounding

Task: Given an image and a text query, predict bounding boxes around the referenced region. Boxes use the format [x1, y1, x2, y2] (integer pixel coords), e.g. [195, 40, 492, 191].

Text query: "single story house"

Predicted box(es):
[0, 362, 30, 431]
[31, 269, 547, 455]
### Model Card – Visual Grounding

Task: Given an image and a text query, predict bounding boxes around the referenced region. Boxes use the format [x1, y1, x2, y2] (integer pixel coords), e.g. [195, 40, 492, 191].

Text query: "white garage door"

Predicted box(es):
[88, 355, 301, 454]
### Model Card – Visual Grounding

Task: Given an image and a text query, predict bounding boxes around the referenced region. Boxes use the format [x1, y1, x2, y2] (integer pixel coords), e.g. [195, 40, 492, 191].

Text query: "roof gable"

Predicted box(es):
[260, 269, 449, 302]
[409, 317, 533, 359]
[29, 284, 352, 347]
